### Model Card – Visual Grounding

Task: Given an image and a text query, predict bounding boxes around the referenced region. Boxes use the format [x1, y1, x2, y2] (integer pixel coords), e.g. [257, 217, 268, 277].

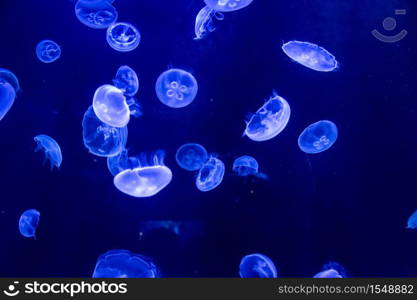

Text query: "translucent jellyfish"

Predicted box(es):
[298, 120, 338, 154]
[75, 0, 118, 29]
[239, 253, 278, 278]
[195, 157, 225, 192]
[0, 68, 20, 92]
[106, 22, 141, 52]
[34, 134, 62, 169]
[194, 6, 224, 40]
[155, 68, 198, 108]
[92, 250, 160, 278]
[232, 155, 266, 179]
[406, 210, 417, 229]
[204, 0, 254, 12]
[19, 209, 40, 238]
[244, 93, 291, 142]
[282, 41, 338, 72]
[35, 40, 61, 63]
[175, 143, 208, 171]
[82, 106, 128, 157]
[313, 262, 346, 278]
[113, 65, 139, 97]
[113, 151, 172, 198]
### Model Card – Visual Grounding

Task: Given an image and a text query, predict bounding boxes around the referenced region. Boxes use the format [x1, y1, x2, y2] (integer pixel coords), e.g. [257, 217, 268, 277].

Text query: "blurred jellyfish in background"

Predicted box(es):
[194, 6, 224, 40]
[155, 68, 198, 108]
[106, 22, 141, 52]
[82, 106, 128, 157]
[34, 134, 62, 170]
[239, 253, 278, 278]
[204, 0, 254, 12]
[406, 210, 417, 229]
[196, 157, 225, 192]
[92, 250, 160, 278]
[298, 120, 338, 154]
[233, 155, 267, 179]
[175, 143, 208, 171]
[19, 209, 40, 239]
[244, 92, 290, 142]
[113, 65, 139, 97]
[35, 40, 61, 63]
[282, 41, 338, 72]
[75, 0, 118, 29]
[313, 262, 347, 278]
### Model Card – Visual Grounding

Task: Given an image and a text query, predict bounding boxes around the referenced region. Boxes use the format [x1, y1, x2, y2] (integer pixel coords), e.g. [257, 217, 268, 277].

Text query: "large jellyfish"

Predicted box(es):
[282, 41, 338, 72]
[82, 106, 128, 157]
[19, 209, 40, 239]
[313, 262, 347, 278]
[155, 68, 198, 108]
[92, 250, 160, 278]
[195, 157, 225, 192]
[34, 134, 62, 169]
[239, 253, 278, 278]
[194, 6, 224, 40]
[35, 40, 61, 63]
[113, 65, 139, 97]
[406, 210, 417, 229]
[75, 0, 118, 29]
[244, 93, 291, 142]
[175, 143, 208, 171]
[106, 22, 141, 52]
[204, 0, 254, 12]
[298, 120, 338, 154]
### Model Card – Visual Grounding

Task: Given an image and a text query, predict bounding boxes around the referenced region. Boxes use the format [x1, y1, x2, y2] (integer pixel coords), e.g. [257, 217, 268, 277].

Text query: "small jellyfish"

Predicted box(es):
[194, 6, 224, 40]
[92, 250, 160, 278]
[19, 209, 40, 238]
[282, 41, 338, 72]
[82, 106, 128, 157]
[244, 93, 291, 142]
[75, 0, 118, 29]
[298, 120, 338, 154]
[106, 22, 141, 52]
[239, 253, 278, 278]
[204, 0, 254, 12]
[113, 65, 139, 97]
[406, 210, 417, 229]
[113, 151, 172, 198]
[195, 157, 225, 192]
[232, 155, 266, 179]
[313, 262, 346, 278]
[35, 40, 61, 63]
[155, 68, 198, 108]
[175, 143, 208, 171]
[34, 134, 62, 169]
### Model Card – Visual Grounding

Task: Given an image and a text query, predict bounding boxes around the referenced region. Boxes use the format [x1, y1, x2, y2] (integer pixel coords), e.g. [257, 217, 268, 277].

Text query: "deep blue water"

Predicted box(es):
[0, 0, 416, 277]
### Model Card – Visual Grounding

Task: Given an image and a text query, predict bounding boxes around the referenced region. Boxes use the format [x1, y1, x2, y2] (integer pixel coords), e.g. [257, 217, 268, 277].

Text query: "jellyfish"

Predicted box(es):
[406, 210, 417, 229]
[244, 93, 291, 142]
[0, 68, 20, 92]
[313, 262, 346, 278]
[112, 65, 139, 97]
[298, 120, 338, 154]
[232, 155, 267, 179]
[0, 68, 19, 121]
[194, 6, 224, 40]
[195, 157, 225, 192]
[204, 0, 254, 12]
[82, 106, 128, 157]
[18, 209, 40, 238]
[175, 143, 208, 171]
[239, 253, 278, 278]
[92, 250, 160, 278]
[34, 134, 62, 169]
[106, 22, 141, 52]
[282, 41, 338, 72]
[35, 40, 61, 63]
[113, 151, 172, 198]
[75, 0, 118, 29]
[155, 68, 198, 108]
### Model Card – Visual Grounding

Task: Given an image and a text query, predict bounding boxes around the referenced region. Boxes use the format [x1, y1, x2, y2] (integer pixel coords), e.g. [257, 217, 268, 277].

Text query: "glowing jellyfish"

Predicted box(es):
[0, 68, 20, 92]
[82, 106, 128, 157]
[0, 68, 19, 121]
[113, 65, 139, 97]
[106, 22, 140, 52]
[35, 40, 61, 63]
[244, 93, 290, 142]
[75, 0, 118, 29]
[175, 143, 208, 171]
[92, 250, 159, 278]
[239, 253, 278, 278]
[406, 210, 417, 229]
[298, 120, 338, 154]
[34, 134, 62, 169]
[194, 6, 224, 40]
[195, 157, 225, 192]
[155, 68, 198, 108]
[113, 151, 172, 198]
[19, 209, 40, 238]
[282, 41, 338, 72]
[313, 262, 346, 278]
[204, 0, 254, 12]
[232, 155, 267, 180]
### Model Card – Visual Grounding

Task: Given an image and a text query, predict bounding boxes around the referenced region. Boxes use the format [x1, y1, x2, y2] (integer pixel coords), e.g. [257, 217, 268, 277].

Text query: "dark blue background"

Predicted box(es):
[0, 0, 416, 277]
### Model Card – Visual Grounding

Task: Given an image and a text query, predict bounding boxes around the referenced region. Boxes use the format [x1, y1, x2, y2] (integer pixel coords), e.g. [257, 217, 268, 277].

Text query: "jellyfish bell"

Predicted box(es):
[113, 65, 139, 97]
[195, 156, 225, 192]
[406, 210, 417, 229]
[313, 262, 346, 278]
[0, 68, 20, 92]
[0, 80, 16, 121]
[298, 120, 338, 154]
[34, 134, 62, 170]
[106, 22, 141, 52]
[75, 0, 118, 29]
[175, 143, 208, 171]
[35, 40, 61, 63]
[19, 209, 40, 239]
[239, 253, 278, 278]
[204, 0, 254, 12]
[194, 6, 224, 40]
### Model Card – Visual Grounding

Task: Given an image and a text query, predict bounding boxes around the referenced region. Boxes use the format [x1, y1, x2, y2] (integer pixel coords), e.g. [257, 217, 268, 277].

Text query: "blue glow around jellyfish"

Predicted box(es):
[239, 253, 278, 278]
[92, 250, 160, 278]
[204, 0, 254, 12]
[34, 134, 62, 169]
[35, 40, 61, 63]
[155, 68, 198, 108]
[298, 120, 338, 154]
[75, 0, 118, 29]
[106, 22, 141, 52]
[195, 157, 225, 192]
[406, 210, 417, 229]
[176, 143, 209, 171]
[194, 6, 224, 40]
[113, 65, 139, 97]
[244, 93, 291, 142]
[313, 262, 347, 278]
[282, 41, 338, 72]
[19, 209, 40, 238]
